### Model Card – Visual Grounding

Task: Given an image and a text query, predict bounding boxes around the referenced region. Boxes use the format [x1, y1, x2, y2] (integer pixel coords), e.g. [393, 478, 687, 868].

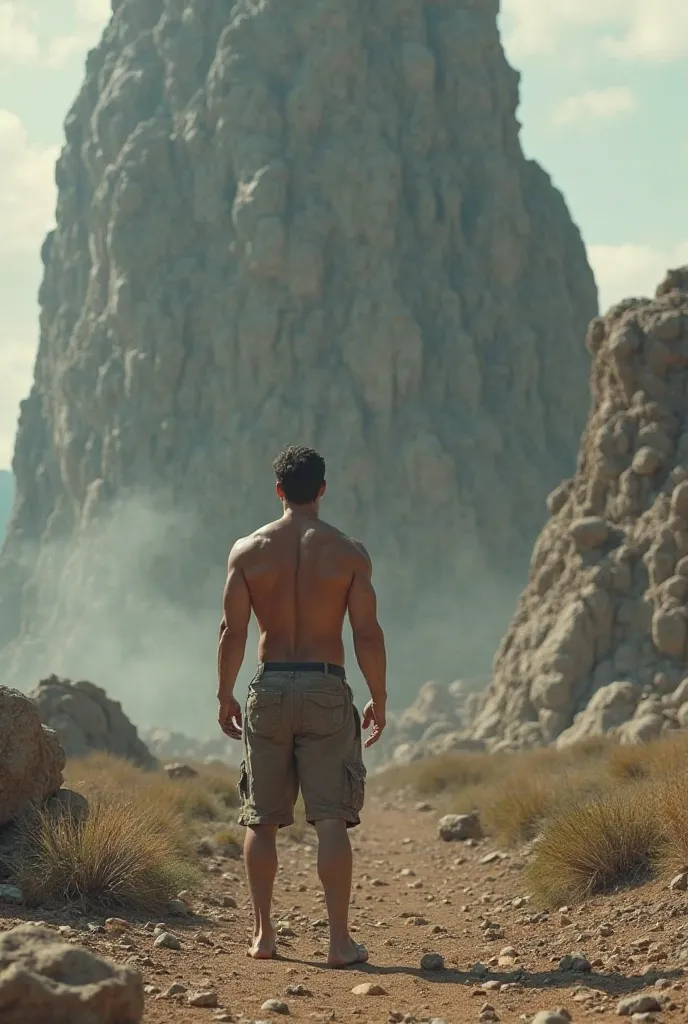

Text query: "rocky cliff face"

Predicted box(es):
[0, 0, 596, 722]
[0, 472, 13, 545]
[473, 268, 688, 750]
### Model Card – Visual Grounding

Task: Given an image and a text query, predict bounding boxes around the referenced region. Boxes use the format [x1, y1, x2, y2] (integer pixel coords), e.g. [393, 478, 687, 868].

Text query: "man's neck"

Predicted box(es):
[283, 502, 319, 521]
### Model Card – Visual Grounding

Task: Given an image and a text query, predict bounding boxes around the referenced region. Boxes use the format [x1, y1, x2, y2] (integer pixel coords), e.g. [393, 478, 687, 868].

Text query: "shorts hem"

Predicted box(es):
[238, 813, 295, 828]
[306, 808, 362, 829]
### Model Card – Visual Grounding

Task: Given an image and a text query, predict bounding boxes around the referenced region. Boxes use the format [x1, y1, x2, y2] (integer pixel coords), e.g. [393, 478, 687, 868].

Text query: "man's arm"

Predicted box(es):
[217, 541, 251, 735]
[347, 542, 387, 745]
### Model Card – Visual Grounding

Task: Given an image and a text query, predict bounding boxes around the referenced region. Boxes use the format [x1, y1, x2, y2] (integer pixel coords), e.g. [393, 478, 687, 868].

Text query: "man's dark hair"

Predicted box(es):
[273, 446, 326, 505]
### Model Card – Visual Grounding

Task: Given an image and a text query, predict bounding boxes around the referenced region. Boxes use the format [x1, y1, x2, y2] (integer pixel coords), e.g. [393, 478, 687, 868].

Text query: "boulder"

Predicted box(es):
[557, 682, 642, 748]
[0, 687, 64, 827]
[0, 924, 143, 1023]
[29, 676, 155, 768]
[438, 812, 484, 842]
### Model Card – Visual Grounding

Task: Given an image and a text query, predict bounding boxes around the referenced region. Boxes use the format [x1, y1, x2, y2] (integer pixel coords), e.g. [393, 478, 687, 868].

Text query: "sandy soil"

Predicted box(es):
[2, 797, 687, 1023]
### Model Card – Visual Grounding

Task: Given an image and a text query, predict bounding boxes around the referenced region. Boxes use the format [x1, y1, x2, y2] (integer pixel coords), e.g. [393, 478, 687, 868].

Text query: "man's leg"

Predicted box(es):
[244, 824, 279, 958]
[315, 818, 368, 966]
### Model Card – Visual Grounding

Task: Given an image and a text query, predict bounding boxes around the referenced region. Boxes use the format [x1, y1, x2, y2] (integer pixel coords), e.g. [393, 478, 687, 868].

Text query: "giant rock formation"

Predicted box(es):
[473, 268, 688, 750]
[0, 0, 596, 713]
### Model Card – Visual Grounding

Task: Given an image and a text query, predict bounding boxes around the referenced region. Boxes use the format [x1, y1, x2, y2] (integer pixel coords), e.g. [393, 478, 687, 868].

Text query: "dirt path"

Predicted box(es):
[3, 797, 688, 1022]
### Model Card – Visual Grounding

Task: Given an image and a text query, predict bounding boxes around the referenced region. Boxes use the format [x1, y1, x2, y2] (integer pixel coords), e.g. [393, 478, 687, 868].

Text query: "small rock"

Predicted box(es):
[438, 812, 483, 842]
[262, 999, 290, 1014]
[188, 989, 219, 1008]
[168, 899, 189, 917]
[559, 954, 591, 973]
[415, 802, 433, 812]
[669, 872, 688, 891]
[0, 885, 23, 904]
[420, 953, 444, 971]
[105, 917, 131, 933]
[164, 762, 198, 779]
[532, 1012, 572, 1024]
[480, 852, 501, 865]
[162, 983, 188, 998]
[222, 895, 238, 908]
[285, 984, 311, 996]
[471, 962, 489, 978]
[570, 516, 608, 550]
[617, 995, 662, 1016]
[154, 932, 181, 950]
[352, 983, 387, 996]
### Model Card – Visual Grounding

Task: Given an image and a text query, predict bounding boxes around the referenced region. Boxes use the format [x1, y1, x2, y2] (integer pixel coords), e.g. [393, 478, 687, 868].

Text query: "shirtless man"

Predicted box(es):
[217, 445, 387, 967]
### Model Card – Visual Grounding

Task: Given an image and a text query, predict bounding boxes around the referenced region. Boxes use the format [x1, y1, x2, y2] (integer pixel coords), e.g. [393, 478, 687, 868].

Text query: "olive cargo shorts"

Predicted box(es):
[238, 664, 366, 829]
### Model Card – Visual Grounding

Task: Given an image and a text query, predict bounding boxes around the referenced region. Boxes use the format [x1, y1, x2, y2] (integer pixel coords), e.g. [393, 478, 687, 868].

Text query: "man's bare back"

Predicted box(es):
[231, 515, 370, 666]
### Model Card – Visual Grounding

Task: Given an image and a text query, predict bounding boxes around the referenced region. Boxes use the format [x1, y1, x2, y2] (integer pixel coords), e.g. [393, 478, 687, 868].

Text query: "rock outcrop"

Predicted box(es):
[472, 268, 688, 750]
[0, 924, 143, 1023]
[0, 471, 12, 545]
[29, 676, 155, 767]
[0, 687, 65, 827]
[375, 680, 485, 765]
[0, 0, 596, 708]
[141, 727, 236, 766]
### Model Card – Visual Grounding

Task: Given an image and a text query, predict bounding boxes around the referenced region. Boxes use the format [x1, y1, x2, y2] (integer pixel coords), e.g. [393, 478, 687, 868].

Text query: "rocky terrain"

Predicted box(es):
[464, 267, 688, 751]
[0, 0, 596, 708]
[30, 674, 156, 767]
[1, 797, 687, 1024]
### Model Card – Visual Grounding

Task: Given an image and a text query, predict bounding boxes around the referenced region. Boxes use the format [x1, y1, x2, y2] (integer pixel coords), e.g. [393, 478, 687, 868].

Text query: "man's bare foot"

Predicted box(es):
[327, 939, 369, 968]
[247, 932, 277, 959]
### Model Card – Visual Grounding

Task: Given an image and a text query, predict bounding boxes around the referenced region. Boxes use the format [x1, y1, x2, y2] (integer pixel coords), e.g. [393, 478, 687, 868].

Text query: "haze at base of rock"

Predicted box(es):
[0, 472, 13, 547]
[0, 0, 596, 728]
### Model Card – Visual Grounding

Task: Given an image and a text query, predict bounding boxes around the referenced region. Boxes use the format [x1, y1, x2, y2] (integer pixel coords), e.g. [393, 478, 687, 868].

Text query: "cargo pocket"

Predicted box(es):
[246, 689, 283, 739]
[344, 760, 367, 814]
[303, 690, 346, 737]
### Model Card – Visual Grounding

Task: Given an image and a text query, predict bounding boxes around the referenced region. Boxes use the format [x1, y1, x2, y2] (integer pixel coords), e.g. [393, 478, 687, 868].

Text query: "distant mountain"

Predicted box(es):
[0, 471, 14, 545]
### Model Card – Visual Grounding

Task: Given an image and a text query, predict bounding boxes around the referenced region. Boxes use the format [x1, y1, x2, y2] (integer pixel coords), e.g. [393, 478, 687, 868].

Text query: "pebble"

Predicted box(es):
[0, 885, 23, 904]
[168, 899, 189, 917]
[352, 983, 387, 996]
[420, 953, 444, 971]
[262, 999, 290, 1014]
[616, 995, 661, 1016]
[154, 932, 181, 950]
[161, 983, 188, 998]
[532, 1012, 572, 1024]
[285, 984, 311, 996]
[669, 873, 688, 891]
[188, 990, 219, 1008]
[222, 895, 238, 908]
[105, 917, 131, 933]
[559, 954, 592, 972]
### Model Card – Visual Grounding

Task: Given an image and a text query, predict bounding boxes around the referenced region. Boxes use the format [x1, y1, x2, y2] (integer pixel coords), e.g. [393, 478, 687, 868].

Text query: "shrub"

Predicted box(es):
[9, 799, 200, 911]
[527, 788, 660, 906]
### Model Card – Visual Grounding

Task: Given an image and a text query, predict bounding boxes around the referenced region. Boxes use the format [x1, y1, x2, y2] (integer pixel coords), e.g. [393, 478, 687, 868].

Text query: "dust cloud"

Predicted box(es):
[0, 486, 524, 740]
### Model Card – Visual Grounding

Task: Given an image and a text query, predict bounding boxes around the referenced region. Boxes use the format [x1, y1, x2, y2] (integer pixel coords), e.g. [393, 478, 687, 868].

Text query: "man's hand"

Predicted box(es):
[218, 696, 243, 740]
[362, 699, 386, 748]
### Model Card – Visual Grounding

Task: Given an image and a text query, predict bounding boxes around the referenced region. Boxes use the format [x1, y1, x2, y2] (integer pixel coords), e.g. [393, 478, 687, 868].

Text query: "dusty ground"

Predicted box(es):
[1, 796, 687, 1023]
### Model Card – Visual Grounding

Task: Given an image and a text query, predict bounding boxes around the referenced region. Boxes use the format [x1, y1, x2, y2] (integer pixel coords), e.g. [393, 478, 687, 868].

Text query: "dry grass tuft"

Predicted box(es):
[654, 771, 688, 873]
[481, 775, 559, 845]
[66, 753, 227, 823]
[527, 788, 661, 906]
[10, 799, 200, 911]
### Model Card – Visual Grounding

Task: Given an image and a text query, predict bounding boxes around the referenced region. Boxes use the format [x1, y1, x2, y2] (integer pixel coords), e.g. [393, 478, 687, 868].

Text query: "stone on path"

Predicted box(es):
[438, 812, 483, 842]
[0, 923, 143, 1023]
[420, 953, 445, 971]
[617, 994, 662, 1016]
[261, 999, 290, 1014]
[154, 932, 181, 950]
[188, 989, 219, 1007]
[352, 983, 387, 996]
[532, 1012, 572, 1024]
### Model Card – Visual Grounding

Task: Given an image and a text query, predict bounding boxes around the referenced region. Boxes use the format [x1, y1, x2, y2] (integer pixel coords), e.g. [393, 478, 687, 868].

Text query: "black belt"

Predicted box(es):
[258, 661, 345, 680]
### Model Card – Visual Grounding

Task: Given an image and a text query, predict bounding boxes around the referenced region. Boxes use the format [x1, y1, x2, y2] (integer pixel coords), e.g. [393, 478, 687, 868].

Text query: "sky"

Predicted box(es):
[0, 0, 687, 470]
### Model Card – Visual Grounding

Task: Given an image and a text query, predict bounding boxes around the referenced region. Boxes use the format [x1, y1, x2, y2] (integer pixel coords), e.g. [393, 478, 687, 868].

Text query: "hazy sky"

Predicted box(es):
[1, 0, 687, 469]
